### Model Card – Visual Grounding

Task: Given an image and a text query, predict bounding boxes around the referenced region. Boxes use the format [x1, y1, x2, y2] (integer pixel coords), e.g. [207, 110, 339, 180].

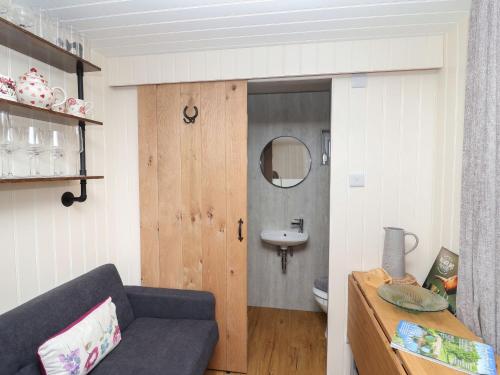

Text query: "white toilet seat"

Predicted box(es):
[313, 285, 328, 337]
[313, 286, 328, 301]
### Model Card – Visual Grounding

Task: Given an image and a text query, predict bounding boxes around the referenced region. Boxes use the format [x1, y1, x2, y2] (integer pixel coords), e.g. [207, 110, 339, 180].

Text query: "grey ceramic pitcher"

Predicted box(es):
[381, 227, 419, 278]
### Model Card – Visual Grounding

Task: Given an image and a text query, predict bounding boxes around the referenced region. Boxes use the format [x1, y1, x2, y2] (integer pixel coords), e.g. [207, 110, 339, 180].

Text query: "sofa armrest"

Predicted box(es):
[124, 286, 215, 321]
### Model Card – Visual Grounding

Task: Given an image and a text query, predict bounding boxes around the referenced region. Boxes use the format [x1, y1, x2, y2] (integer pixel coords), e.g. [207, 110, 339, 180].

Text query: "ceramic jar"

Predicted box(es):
[381, 227, 419, 278]
[16, 68, 66, 109]
[0, 74, 17, 102]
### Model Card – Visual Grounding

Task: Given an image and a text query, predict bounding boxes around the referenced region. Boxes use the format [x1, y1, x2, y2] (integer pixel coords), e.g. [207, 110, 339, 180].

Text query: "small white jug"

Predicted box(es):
[381, 227, 419, 278]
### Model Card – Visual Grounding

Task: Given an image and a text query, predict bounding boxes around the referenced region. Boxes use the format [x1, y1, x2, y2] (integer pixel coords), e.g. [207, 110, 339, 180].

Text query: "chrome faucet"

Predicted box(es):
[291, 218, 304, 233]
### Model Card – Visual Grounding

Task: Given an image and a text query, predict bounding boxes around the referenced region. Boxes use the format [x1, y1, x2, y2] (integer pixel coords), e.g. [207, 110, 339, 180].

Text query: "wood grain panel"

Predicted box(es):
[200, 81, 228, 369]
[347, 276, 406, 375]
[157, 84, 183, 288]
[247, 307, 326, 374]
[206, 306, 326, 375]
[138, 85, 159, 287]
[139, 80, 248, 372]
[180, 83, 203, 290]
[225, 80, 248, 373]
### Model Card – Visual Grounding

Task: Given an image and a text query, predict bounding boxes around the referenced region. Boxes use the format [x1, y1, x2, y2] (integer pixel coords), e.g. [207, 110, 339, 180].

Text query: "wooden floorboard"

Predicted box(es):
[206, 306, 327, 375]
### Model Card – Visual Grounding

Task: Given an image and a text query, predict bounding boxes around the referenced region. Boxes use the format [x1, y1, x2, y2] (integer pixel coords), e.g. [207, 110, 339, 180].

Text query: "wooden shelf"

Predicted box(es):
[0, 98, 103, 126]
[0, 17, 100, 73]
[0, 16, 103, 204]
[0, 175, 104, 184]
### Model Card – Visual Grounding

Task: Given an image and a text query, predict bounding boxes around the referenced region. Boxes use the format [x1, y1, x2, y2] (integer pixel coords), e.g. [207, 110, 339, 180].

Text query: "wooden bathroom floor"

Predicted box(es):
[206, 306, 327, 375]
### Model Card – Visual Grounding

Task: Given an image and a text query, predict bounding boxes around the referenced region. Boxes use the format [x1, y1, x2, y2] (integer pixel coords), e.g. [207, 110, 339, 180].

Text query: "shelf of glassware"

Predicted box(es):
[0, 98, 103, 127]
[0, 17, 100, 74]
[0, 175, 104, 184]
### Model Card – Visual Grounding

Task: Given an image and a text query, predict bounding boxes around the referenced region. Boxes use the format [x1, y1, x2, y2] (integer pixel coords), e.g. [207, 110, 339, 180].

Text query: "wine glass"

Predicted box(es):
[48, 127, 65, 175]
[22, 123, 46, 176]
[0, 111, 19, 177]
[66, 126, 82, 175]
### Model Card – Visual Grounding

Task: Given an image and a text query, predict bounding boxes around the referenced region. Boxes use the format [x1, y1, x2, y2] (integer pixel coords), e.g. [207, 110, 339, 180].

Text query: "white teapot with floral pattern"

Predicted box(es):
[16, 68, 66, 109]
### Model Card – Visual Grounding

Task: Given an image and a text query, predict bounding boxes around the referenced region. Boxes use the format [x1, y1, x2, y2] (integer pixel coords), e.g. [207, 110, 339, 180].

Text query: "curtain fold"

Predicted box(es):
[458, 0, 500, 350]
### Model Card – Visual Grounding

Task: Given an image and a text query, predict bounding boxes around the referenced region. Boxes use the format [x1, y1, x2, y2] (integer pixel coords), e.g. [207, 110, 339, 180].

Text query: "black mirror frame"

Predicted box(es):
[259, 135, 312, 189]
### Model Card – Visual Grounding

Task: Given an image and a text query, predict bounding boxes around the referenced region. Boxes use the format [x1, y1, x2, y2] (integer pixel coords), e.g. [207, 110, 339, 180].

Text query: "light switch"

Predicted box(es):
[349, 173, 365, 187]
[351, 74, 367, 88]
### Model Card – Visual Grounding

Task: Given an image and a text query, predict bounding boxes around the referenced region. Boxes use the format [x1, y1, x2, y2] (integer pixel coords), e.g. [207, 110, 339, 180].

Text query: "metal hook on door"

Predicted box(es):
[183, 105, 198, 124]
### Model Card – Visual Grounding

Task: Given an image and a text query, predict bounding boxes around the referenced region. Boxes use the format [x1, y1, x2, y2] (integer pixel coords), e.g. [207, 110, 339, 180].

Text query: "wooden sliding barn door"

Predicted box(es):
[138, 81, 248, 373]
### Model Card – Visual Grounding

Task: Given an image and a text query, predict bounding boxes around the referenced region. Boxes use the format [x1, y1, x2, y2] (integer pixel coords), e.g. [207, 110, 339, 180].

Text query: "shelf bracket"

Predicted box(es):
[62, 61, 88, 207]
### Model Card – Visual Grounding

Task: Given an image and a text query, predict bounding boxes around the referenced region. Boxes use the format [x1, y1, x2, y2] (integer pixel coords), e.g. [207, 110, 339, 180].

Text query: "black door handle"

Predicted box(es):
[238, 218, 244, 242]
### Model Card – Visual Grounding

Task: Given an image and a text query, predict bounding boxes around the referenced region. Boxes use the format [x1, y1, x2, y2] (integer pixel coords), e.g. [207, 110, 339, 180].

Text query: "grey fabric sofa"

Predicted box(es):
[0, 264, 218, 375]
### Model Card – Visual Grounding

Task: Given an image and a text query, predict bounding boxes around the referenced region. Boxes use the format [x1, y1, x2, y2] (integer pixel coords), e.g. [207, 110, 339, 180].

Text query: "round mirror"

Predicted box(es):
[260, 136, 312, 188]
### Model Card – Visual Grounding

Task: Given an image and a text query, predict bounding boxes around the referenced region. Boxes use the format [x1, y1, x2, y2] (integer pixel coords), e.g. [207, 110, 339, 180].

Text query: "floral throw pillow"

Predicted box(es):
[38, 297, 122, 375]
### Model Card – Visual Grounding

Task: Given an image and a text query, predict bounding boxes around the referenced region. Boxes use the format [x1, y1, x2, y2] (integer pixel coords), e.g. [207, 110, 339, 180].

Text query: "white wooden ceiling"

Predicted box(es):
[22, 0, 470, 57]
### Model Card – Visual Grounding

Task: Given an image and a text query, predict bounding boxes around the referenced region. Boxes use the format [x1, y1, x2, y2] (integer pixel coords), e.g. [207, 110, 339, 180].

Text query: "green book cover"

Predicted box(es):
[423, 247, 458, 314]
[391, 320, 497, 375]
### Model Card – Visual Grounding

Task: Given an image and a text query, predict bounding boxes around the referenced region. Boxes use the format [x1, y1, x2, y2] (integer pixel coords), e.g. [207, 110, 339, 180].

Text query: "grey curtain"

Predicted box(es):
[457, 0, 500, 350]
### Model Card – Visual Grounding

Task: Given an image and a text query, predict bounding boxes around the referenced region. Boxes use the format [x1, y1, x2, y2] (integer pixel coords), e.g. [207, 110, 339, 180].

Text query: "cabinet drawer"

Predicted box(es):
[347, 276, 406, 375]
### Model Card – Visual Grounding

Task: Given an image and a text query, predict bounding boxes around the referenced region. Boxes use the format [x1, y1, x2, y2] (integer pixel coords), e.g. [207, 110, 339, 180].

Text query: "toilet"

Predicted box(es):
[313, 276, 328, 313]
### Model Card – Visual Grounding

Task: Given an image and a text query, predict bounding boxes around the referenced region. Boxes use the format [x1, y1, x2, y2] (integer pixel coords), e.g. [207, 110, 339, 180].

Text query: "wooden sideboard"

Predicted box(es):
[348, 271, 498, 375]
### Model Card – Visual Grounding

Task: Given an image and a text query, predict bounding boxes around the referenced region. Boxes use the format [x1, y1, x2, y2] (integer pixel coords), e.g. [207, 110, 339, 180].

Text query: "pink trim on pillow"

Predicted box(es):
[37, 296, 112, 374]
[38, 352, 47, 375]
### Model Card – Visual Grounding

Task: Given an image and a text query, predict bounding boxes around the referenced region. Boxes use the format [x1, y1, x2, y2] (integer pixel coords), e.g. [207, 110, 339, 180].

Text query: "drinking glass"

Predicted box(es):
[0, 0, 12, 20]
[73, 31, 84, 58]
[56, 22, 70, 50]
[82, 33, 91, 59]
[0, 111, 19, 177]
[67, 25, 76, 54]
[66, 126, 83, 175]
[49, 127, 65, 175]
[31, 6, 43, 36]
[22, 123, 46, 176]
[11, 5, 36, 32]
[39, 10, 58, 45]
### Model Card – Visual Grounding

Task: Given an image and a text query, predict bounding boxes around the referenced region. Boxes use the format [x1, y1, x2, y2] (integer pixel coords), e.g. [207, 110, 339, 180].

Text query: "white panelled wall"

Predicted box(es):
[0, 48, 141, 314]
[106, 35, 444, 85]
[329, 70, 440, 372]
[329, 20, 468, 374]
[0, 14, 467, 375]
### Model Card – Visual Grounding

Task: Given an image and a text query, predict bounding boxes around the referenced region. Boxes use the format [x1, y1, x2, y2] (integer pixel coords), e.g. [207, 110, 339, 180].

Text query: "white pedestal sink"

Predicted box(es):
[260, 230, 309, 273]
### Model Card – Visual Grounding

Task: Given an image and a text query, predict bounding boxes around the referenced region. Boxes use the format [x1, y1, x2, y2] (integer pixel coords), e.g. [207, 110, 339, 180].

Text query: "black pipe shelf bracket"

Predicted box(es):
[62, 61, 88, 207]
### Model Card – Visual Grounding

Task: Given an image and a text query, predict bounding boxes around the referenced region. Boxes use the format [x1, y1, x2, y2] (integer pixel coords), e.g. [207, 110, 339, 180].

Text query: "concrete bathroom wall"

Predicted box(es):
[248, 91, 330, 311]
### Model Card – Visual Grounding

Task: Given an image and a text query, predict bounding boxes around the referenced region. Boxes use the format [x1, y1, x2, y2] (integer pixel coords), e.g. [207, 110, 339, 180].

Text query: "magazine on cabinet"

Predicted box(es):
[391, 320, 497, 375]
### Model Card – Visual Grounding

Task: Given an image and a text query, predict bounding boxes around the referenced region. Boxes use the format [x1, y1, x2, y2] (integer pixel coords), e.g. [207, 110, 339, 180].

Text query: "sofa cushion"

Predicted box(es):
[0, 264, 134, 375]
[91, 317, 219, 375]
[125, 286, 216, 321]
[38, 297, 122, 374]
